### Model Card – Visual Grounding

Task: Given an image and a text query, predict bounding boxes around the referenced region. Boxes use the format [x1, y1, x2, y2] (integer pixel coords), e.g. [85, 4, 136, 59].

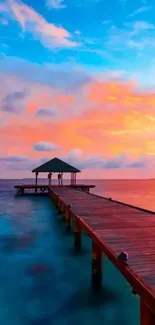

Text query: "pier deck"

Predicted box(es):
[14, 184, 95, 194]
[49, 186, 155, 322]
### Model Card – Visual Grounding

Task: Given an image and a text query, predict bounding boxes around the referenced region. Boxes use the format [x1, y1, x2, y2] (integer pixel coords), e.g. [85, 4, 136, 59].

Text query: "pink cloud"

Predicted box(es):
[0, 0, 78, 49]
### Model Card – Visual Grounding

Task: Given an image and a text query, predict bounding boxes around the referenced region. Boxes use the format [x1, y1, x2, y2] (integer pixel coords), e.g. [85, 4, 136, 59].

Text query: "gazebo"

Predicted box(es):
[32, 157, 81, 187]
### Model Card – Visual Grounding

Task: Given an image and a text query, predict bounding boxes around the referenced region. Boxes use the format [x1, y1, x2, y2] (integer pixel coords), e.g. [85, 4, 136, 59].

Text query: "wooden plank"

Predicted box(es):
[49, 186, 155, 315]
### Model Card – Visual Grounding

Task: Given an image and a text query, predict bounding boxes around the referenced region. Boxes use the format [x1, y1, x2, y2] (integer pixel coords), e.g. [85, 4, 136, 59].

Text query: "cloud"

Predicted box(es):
[36, 108, 57, 118]
[0, 17, 8, 25]
[67, 148, 83, 159]
[102, 20, 112, 25]
[33, 141, 59, 152]
[1, 64, 155, 179]
[126, 21, 155, 33]
[104, 158, 124, 169]
[46, 0, 66, 9]
[74, 30, 81, 35]
[0, 153, 138, 172]
[0, 0, 78, 49]
[64, 150, 149, 170]
[107, 20, 155, 53]
[1, 43, 10, 49]
[5, 90, 28, 101]
[0, 155, 37, 170]
[0, 57, 92, 92]
[126, 160, 146, 168]
[0, 155, 28, 162]
[129, 6, 151, 17]
[2, 89, 29, 113]
[64, 149, 125, 170]
[1, 62, 155, 122]
[0, 64, 92, 120]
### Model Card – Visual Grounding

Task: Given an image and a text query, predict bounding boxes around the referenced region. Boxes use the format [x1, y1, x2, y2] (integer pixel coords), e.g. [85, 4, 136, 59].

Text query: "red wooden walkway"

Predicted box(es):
[49, 186, 155, 322]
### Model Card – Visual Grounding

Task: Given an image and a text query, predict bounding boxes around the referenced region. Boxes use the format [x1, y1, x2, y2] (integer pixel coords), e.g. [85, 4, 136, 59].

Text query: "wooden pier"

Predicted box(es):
[14, 157, 155, 324]
[48, 186, 155, 324]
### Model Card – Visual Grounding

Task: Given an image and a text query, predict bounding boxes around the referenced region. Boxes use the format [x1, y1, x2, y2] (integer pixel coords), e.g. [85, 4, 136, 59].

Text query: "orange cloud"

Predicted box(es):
[1, 77, 155, 177]
[26, 89, 75, 115]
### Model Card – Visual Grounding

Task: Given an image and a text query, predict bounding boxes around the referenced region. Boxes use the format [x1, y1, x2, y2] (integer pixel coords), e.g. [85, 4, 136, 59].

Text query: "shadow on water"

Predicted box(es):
[25, 267, 125, 324]
[59, 285, 119, 310]
[49, 217, 91, 256]
[51, 286, 120, 317]
[67, 246, 91, 257]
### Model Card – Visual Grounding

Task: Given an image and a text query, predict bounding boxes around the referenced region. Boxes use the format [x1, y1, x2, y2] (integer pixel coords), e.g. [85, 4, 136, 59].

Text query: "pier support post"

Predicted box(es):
[92, 241, 102, 289]
[60, 202, 66, 221]
[21, 188, 24, 195]
[61, 205, 67, 222]
[74, 220, 81, 250]
[66, 206, 72, 231]
[53, 192, 57, 204]
[140, 299, 155, 325]
[58, 199, 63, 213]
[56, 195, 60, 209]
[60, 200, 64, 214]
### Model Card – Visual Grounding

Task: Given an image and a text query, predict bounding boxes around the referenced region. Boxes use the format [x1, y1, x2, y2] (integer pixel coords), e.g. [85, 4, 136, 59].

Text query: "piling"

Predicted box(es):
[74, 219, 81, 250]
[92, 241, 102, 289]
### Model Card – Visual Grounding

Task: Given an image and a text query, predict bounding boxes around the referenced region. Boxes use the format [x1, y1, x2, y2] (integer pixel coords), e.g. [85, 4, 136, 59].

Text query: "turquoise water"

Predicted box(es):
[0, 185, 139, 325]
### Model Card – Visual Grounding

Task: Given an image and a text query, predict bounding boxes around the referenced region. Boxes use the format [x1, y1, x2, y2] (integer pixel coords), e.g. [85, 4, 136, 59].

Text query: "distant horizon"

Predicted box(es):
[0, 177, 154, 180]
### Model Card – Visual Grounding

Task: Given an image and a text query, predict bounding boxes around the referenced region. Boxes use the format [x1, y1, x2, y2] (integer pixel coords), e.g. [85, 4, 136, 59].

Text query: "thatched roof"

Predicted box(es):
[32, 157, 80, 173]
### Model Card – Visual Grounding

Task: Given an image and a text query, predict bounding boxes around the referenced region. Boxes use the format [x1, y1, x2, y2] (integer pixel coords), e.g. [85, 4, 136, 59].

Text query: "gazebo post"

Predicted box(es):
[61, 173, 63, 186]
[73, 173, 75, 185]
[72, 173, 74, 185]
[58, 173, 61, 186]
[71, 172, 73, 186]
[48, 173, 52, 186]
[74, 173, 76, 185]
[72, 173, 76, 185]
[35, 172, 39, 193]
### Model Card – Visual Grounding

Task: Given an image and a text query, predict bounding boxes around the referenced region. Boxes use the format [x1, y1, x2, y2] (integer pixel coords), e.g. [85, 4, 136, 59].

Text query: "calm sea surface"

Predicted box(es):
[0, 178, 154, 324]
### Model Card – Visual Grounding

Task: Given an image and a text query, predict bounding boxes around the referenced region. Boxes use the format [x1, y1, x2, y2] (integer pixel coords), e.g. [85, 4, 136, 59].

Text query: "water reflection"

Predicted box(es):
[0, 181, 140, 325]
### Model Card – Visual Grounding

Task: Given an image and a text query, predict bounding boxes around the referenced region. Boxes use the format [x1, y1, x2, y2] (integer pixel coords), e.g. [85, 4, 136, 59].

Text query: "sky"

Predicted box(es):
[0, 0, 155, 179]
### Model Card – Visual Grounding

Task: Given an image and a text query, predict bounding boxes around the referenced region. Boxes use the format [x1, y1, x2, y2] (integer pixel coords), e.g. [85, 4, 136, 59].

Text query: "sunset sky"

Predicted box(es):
[0, 0, 155, 178]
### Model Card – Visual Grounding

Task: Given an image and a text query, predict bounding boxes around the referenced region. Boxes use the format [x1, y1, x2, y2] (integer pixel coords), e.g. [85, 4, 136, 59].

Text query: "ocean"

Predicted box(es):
[0, 178, 154, 324]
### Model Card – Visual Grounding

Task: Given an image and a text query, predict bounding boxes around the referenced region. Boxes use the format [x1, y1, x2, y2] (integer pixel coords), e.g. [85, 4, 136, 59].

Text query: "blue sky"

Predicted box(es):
[0, 0, 155, 82]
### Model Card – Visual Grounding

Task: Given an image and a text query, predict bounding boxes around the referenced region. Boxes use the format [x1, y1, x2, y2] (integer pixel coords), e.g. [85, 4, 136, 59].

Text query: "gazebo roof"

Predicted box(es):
[32, 157, 81, 173]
